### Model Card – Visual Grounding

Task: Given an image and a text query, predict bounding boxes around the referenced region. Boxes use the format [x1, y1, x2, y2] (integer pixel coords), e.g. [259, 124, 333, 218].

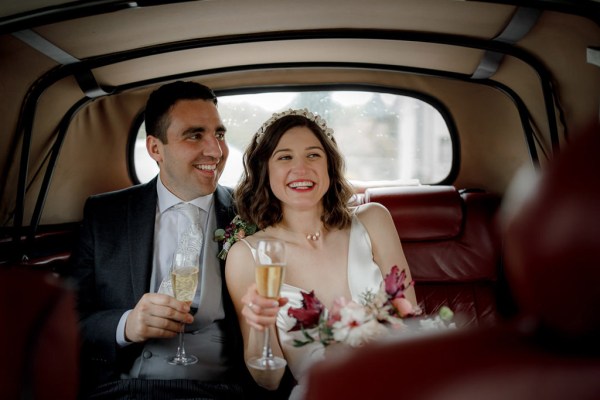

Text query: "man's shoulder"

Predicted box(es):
[90, 180, 155, 202]
[214, 185, 235, 205]
[217, 184, 234, 196]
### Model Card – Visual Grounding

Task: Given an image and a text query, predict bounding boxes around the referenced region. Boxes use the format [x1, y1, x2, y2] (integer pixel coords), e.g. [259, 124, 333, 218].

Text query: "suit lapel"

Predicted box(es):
[127, 178, 158, 301]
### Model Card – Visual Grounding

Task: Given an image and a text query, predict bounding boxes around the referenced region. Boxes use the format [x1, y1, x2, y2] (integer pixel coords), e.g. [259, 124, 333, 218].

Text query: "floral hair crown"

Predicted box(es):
[255, 108, 334, 143]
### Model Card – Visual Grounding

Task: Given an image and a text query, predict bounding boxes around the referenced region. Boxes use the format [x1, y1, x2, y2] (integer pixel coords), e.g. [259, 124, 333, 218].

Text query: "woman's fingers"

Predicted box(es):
[242, 302, 280, 331]
[240, 284, 288, 330]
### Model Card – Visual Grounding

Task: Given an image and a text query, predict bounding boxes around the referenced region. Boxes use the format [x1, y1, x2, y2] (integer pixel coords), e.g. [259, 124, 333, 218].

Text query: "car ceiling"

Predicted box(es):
[1, 0, 599, 229]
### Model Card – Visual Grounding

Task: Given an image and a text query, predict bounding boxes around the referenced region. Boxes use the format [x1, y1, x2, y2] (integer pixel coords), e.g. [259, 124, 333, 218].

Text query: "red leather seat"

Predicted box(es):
[365, 185, 502, 327]
[0, 268, 79, 399]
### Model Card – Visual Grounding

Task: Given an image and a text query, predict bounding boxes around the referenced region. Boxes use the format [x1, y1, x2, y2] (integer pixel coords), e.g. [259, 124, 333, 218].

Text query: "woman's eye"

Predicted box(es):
[278, 155, 292, 160]
[308, 153, 322, 159]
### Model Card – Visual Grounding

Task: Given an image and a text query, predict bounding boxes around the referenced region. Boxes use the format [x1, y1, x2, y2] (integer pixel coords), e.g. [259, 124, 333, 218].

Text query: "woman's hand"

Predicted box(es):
[241, 283, 288, 331]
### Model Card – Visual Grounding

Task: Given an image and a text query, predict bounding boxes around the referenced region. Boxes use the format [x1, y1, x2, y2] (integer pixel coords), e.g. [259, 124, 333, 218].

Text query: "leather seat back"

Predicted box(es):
[365, 185, 502, 327]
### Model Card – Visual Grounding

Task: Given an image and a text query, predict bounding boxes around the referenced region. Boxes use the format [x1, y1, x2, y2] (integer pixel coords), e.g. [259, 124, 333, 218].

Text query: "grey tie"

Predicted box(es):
[173, 203, 203, 257]
[157, 203, 203, 297]
[175, 203, 203, 307]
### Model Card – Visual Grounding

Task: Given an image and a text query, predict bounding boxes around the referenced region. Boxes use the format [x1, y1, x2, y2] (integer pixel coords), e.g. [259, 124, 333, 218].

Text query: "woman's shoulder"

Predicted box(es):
[352, 202, 395, 240]
[353, 201, 392, 221]
[227, 229, 270, 256]
[226, 229, 284, 272]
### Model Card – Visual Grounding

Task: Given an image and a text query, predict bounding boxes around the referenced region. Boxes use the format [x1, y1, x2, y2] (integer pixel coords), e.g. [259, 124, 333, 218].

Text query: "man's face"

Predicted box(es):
[147, 99, 229, 200]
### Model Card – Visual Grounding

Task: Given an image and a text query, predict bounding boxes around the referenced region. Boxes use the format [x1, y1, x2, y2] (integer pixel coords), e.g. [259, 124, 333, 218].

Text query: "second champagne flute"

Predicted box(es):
[247, 239, 286, 370]
[166, 251, 199, 366]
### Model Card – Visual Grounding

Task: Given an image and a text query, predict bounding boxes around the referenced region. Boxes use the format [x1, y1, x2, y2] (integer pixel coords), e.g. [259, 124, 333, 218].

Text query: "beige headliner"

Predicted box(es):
[1, 0, 599, 226]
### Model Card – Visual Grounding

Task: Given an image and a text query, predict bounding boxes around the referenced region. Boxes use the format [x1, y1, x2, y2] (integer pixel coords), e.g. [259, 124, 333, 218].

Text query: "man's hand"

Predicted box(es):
[125, 293, 194, 342]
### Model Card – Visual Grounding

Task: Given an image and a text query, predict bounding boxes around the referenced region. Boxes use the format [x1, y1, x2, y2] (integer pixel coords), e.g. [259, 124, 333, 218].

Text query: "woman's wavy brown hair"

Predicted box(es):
[235, 114, 354, 230]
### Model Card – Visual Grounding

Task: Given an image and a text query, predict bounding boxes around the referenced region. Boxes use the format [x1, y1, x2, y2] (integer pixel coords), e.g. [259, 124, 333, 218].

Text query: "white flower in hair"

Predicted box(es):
[255, 108, 334, 143]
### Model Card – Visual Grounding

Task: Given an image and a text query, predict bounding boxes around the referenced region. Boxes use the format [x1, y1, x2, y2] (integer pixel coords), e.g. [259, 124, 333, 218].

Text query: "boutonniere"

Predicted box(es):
[214, 215, 258, 260]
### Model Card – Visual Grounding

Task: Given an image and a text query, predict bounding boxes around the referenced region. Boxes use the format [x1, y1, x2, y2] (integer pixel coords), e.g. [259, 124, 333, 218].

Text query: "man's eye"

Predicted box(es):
[215, 132, 225, 141]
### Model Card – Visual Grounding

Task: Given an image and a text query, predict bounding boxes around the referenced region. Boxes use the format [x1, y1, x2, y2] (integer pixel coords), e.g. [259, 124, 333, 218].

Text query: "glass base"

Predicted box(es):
[167, 354, 198, 366]
[246, 355, 287, 370]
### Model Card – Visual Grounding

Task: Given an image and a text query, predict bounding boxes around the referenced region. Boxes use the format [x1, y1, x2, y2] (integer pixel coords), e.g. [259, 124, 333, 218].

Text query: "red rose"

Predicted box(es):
[287, 290, 325, 331]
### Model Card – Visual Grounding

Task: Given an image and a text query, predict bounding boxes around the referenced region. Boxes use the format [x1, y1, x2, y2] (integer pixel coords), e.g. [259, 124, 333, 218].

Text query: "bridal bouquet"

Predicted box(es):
[287, 266, 455, 348]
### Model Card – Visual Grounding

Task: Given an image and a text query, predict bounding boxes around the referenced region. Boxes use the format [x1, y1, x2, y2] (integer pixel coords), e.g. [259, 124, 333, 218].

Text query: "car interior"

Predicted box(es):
[1, 0, 599, 398]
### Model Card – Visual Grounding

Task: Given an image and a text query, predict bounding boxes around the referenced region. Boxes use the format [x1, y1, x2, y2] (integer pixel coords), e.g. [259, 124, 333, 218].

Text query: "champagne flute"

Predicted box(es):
[247, 239, 287, 370]
[167, 251, 199, 366]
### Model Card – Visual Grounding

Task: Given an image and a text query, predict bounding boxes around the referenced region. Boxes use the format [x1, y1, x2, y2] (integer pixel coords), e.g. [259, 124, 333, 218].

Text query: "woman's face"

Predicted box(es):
[267, 126, 330, 211]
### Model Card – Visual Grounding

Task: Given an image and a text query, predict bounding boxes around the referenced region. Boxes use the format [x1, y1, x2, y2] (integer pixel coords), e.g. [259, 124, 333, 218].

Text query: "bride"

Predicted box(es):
[225, 109, 417, 398]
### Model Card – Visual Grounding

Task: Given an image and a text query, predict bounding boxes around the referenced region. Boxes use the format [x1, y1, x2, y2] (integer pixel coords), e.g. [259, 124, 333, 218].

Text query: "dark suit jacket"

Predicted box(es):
[71, 178, 242, 392]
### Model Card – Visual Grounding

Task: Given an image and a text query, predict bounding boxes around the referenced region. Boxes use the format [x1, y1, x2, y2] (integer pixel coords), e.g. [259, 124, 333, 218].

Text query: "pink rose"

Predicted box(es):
[391, 297, 414, 317]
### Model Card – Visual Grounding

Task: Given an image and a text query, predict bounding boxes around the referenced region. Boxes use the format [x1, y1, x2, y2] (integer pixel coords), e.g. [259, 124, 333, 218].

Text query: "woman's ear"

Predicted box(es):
[146, 135, 163, 163]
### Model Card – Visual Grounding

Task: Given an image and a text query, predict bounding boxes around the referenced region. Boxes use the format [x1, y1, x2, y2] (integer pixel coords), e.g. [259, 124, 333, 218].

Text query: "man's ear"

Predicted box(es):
[146, 135, 163, 163]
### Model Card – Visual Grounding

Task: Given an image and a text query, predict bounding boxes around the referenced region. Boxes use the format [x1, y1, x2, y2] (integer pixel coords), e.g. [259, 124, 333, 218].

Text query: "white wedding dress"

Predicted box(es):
[271, 215, 383, 399]
[242, 215, 383, 399]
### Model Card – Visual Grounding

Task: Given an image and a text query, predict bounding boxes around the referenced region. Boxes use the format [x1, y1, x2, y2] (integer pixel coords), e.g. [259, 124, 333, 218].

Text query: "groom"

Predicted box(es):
[72, 81, 248, 398]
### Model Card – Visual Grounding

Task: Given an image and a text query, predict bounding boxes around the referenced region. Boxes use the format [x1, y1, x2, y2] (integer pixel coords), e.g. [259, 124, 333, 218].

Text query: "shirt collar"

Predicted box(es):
[156, 175, 214, 214]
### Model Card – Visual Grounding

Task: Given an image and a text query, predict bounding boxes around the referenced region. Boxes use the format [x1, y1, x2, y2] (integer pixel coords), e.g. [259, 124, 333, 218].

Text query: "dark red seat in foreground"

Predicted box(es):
[0, 268, 79, 400]
[305, 121, 600, 400]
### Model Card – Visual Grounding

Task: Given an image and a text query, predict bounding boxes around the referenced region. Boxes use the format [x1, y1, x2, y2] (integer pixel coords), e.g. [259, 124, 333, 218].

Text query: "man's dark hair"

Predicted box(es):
[144, 81, 217, 142]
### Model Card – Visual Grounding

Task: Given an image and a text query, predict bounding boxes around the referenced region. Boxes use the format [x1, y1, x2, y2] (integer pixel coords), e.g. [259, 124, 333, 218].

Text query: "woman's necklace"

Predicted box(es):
[306, 231, 321, 241]
[278, 224, 323, 242]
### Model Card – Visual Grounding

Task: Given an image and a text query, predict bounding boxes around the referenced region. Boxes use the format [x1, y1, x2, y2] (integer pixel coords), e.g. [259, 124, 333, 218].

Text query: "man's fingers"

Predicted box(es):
[126, 294, 194, 342]
[145, 293, 190, 312]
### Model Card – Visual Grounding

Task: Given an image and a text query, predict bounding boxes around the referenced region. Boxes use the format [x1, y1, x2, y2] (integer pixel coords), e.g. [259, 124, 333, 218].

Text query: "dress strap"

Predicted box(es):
[239, 238, 256, 258]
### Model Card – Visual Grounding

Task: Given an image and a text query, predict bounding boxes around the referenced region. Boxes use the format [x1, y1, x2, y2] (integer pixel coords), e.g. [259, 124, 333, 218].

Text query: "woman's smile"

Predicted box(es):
[287, 180, 316, 190]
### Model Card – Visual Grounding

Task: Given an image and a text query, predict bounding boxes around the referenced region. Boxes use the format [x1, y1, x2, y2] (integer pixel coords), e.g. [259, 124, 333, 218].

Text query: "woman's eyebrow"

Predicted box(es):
[272, 145, 324, 155]
[272, 147, 291, 156]
[306, 145, 324, 151]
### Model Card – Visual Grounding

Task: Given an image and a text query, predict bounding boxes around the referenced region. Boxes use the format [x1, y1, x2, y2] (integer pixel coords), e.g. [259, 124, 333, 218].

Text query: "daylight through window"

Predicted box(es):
[133, 90, 453, 188]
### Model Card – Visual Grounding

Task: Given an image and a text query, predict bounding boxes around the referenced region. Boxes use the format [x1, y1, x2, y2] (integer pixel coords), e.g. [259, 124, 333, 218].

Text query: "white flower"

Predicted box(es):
[332, 302, 389, 347]
[418, 316, 457, 331]
[371, 286, 389, 307]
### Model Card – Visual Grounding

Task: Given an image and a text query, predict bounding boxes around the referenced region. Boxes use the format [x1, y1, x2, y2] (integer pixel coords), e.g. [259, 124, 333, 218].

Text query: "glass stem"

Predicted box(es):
[262, 326, 273, 360]
[176, 325, 185, 359]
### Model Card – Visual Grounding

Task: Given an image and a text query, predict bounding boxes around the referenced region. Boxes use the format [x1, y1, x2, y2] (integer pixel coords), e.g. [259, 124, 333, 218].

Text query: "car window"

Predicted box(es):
[132, 89, 454, 188]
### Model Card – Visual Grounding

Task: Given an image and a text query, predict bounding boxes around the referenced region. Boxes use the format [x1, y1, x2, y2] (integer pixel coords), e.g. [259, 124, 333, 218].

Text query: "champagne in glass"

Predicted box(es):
[255, 264, 284, 299]
[247, 239, 287, 370]
[167, 251, 199, 366]
[172, 266, 199, 303]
